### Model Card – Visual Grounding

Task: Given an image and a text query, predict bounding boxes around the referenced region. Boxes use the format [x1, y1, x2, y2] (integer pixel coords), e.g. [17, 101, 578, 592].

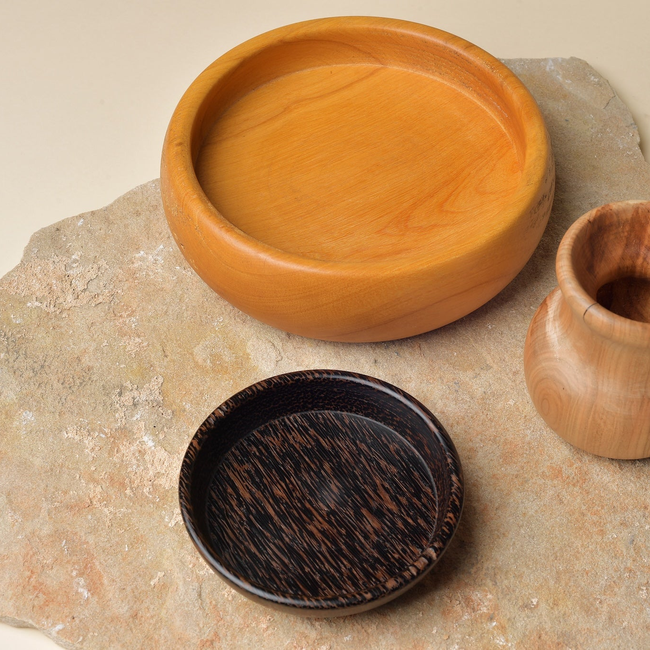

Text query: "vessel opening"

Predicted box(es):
[597, 276, 650, 323]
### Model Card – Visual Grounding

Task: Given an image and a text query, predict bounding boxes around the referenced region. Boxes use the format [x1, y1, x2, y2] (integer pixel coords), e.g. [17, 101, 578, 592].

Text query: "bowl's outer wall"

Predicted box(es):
[161, 17, 555, 342]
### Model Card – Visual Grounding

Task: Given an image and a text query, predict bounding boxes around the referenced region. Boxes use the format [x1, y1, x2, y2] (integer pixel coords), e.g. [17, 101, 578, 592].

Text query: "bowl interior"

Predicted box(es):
[180, 371, 463, 612]
[189, 21, 532, 264]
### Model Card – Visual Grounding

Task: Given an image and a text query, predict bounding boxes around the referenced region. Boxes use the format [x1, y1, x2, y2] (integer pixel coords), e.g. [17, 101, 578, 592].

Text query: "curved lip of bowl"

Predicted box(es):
[178, 369, 464, 612]
[557, 200, 650, 348]
[162, 16, 551, 274]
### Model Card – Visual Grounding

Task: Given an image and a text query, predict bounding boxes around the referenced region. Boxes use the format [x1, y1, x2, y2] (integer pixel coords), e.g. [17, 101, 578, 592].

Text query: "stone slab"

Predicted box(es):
[1, 58, 650, 649]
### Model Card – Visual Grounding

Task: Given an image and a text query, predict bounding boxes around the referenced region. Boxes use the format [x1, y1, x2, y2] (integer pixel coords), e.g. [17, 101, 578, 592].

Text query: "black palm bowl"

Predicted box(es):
[179, 369, 464, 616]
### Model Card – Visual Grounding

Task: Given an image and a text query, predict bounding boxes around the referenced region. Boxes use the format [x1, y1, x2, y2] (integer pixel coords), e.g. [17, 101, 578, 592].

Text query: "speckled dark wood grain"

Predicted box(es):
[179, 370, 464, 615]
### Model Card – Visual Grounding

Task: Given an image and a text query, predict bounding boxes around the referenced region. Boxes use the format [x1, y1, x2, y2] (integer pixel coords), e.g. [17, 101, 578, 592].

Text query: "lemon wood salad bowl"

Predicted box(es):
[161, 17, 554, 342]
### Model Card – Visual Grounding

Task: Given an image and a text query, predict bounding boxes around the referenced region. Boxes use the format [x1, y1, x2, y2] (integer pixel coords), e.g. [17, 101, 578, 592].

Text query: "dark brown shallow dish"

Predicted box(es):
[179, 370, 463, 616]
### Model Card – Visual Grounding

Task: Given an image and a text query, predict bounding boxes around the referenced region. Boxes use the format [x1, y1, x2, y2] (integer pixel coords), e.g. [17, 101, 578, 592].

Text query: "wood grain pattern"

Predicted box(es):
[196, 65, 522, 263]
[178, 370, 463, 615]
[524, 201, 650, 459]
[161, 17, 554, 342]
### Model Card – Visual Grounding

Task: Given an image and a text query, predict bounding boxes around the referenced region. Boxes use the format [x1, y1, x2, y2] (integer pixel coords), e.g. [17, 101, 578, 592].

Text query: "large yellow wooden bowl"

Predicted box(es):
[161, 17, 554, 342]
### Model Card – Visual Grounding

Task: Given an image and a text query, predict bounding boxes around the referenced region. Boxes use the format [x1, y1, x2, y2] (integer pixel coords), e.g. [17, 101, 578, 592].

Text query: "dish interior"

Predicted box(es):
[193, 39, 526, 263]
[206, 410, 437, 599]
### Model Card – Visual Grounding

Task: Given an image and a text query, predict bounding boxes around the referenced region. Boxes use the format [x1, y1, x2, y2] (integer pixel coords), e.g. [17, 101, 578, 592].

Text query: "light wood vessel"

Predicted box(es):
[524, 201, 650, 459]
[161, 17, 554, 342]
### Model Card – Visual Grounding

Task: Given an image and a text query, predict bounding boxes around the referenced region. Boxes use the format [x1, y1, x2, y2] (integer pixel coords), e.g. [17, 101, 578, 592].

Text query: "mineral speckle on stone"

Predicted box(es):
[1, 58, 650, 649]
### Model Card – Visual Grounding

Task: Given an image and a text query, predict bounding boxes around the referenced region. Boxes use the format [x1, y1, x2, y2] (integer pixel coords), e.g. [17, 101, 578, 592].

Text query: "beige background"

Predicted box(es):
[1, 0, 648, 647]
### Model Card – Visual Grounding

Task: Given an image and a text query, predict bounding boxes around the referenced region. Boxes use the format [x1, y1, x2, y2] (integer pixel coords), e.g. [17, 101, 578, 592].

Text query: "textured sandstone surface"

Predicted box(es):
[1, 58, 650, 649]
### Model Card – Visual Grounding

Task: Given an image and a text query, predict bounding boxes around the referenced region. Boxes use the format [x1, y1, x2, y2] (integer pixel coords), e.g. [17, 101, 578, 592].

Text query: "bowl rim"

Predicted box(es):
[178, 369, 464, 613]
[162, 15, 551, 274]
[557, 200, 650, 348]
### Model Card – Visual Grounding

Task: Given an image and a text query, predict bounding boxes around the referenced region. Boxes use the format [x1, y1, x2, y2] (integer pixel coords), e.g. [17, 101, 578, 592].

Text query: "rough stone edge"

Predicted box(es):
[513, 56, 644, 157]
[0, 179, 162, 284]
[0, 616, 76, 650]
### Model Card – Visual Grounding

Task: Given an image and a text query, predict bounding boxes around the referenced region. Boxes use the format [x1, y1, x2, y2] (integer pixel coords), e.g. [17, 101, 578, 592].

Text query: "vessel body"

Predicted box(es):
[524, 201, 650, 459]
